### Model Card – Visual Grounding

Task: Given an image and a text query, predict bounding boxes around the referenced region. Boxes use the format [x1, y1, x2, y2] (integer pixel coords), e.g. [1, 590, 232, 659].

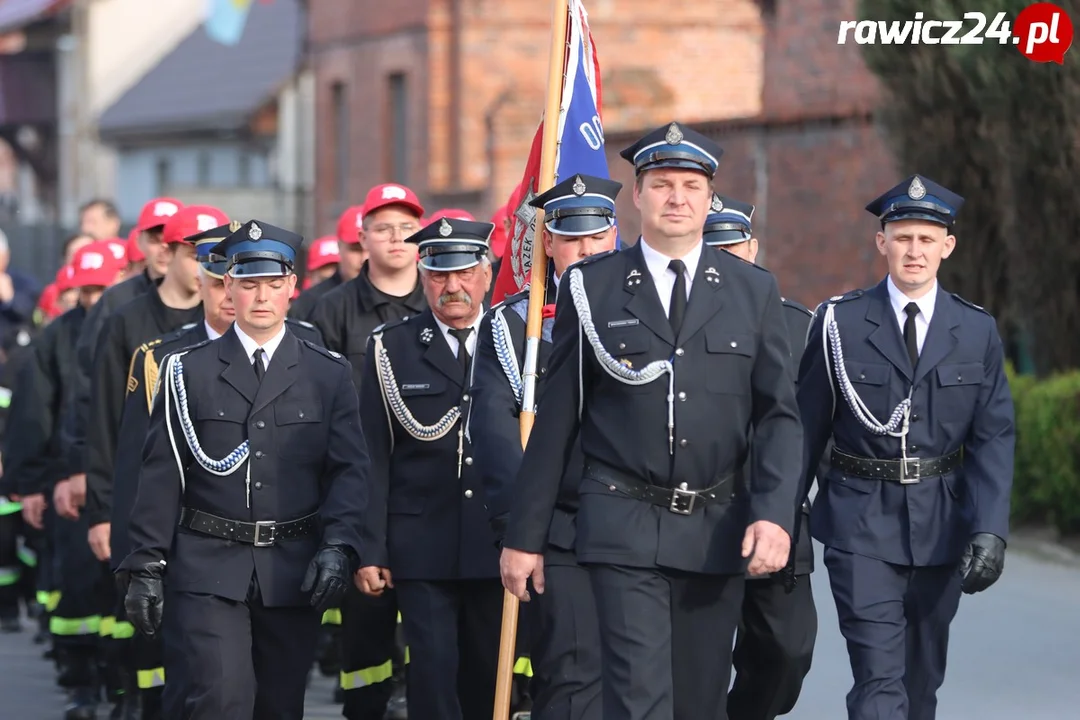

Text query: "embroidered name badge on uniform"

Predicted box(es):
[608, 319, 639, 328]
[400, 384, 431, 391]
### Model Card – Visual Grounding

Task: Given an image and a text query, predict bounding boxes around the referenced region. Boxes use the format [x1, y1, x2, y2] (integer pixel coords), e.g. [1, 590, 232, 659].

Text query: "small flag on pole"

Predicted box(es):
[204, 0, 257, 46]
[491, 0, 609, 305]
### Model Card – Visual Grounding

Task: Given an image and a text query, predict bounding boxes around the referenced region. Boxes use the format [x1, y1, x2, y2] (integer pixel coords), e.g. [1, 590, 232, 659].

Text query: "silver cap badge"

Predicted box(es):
[665, 123, 684, 145]
[438, 218, 453, 237]
[572, 176, 586, 196]
[711, 195, 724, 212]
[248, 222, 262, 240]
[907, 176, 927, 200]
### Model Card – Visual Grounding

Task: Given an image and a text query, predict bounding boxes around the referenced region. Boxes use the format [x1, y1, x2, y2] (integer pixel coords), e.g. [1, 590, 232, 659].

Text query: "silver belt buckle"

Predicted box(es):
[253, 520, 277, 547]
[900, 458, 921, 485]
[669, 483, 696, 515]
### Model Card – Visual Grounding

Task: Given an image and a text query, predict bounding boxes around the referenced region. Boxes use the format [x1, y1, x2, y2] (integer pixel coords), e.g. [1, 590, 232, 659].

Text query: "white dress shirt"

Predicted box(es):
[886, 275, 937, 354]
[434, 309, 485, 358]
[205, 320, 223, 341]
[233, 322, 287, 370]
[638, 237, 702, 318]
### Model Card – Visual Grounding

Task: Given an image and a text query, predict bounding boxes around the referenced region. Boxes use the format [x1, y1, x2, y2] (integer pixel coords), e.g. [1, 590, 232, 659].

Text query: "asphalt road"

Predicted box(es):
[2, 536, 1078, 719]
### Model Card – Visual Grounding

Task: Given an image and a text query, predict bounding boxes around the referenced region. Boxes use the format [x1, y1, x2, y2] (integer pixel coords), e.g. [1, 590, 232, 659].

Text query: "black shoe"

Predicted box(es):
[0, 616, 22, 633]
[383, 685, 408, 720]
[64, 686, 99, 720]
[332, 685, 345, 703]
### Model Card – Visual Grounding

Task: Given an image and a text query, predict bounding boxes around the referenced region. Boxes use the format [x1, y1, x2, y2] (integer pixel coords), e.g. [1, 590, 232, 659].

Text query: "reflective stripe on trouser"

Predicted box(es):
[138, 668, 166, 689]
[322, 608, 342, 625]
[0, 565, 20, 586]
[37, 590, 61, 611]
[51, 614, 101, 636]
[340, 585, 399, 717]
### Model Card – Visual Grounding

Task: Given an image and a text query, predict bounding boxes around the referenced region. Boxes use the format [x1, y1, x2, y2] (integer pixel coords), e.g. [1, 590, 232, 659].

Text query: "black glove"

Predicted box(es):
[959, 532, 1005, 594]
[301, 545, 353, 613]
[124, 562, 166, 637]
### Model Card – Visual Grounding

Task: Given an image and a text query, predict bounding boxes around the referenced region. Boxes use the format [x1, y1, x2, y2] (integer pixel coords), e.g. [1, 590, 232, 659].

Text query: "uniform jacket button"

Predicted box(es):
[618, 342, 626, 350]
[298, 411, 305, 419]
[675, 348, 685, 356]
[679, 439, 688, 448]
[255, 450, 265, 459]
[464, 489, 474, 499]
[462, 393, 470, 402]
[859, 373, 866, 380]
[677, 391, 687, 401]
[255, 420, 265, 429]
[218, 410, 225, 417]
[255, 482, 262, 489]
[464, 457, 473, 466]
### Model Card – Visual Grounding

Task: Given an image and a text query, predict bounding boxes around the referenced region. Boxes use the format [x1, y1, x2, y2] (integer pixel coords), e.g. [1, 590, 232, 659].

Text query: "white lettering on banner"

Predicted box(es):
[579, 115, 604, 151]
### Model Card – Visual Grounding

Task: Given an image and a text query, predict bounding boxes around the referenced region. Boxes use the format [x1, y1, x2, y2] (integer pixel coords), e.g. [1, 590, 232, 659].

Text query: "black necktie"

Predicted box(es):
[668, 259, 687, 336]
[448, 328, 474, 381]
[903, 302, 920, 369]
[252, 348, 266, 384]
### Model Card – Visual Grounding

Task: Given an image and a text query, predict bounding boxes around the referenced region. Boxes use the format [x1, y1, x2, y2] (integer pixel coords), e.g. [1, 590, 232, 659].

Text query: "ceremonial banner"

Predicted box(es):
[204, 0, 271, 46]
[490, 0, 608, 305]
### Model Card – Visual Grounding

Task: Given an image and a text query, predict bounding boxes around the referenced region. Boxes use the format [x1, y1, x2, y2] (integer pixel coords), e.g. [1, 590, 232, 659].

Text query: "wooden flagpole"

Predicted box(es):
[492, 0, 570, 717]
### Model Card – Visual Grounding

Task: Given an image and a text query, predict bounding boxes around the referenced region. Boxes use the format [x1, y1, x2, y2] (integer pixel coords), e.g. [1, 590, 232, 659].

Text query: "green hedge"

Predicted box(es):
[1008, 363, 1080, 535]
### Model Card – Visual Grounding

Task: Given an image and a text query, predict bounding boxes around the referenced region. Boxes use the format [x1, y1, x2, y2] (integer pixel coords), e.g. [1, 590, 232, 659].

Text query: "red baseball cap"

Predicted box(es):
[125, 227, 145, 262]
[362, 184, 424, 218]
[37, 282, 61, 319]
[70, 239, 128, 288]
[307, 235, 341, 271]
[426, 208, 475, 224]
[489, 204, 510, 259]
[134, 197, 184, 233]
[54, 265, 75, 293]
[335, 206, 365, 244]
[162, 205, 230, 245]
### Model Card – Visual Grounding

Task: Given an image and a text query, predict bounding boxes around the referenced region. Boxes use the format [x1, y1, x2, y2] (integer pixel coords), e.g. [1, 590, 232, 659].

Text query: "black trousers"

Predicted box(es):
[0, 508, 22, 616]
[589, 564, 744, 720]
[339, 585, 399, 720]
[529, 549, 602, 720]
[824, 547, 963, 720]
[161, 579, 320, 720]
[395, 578, 503, 720]
[727, 574, 817, 720]
[52, 511, 112, 650]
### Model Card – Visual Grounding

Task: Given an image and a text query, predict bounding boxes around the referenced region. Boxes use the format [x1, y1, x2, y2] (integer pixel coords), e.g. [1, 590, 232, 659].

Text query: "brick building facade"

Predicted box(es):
[309, 0, 900, 309]
[308, 0, 764, 228]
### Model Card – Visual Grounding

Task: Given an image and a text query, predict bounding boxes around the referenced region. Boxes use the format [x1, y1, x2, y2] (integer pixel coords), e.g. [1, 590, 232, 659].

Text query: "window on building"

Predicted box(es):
[238, 151, 251, 187]
[197, 151, 211, 185]
[331, 81, 348, 203]
[156, 157, 171, 195]
[387, 73, 408, 184]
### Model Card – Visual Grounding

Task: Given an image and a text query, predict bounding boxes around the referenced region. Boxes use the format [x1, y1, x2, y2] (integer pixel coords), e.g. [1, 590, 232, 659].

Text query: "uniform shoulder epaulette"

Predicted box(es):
[493, 288, 530, 313]
[154, 323, 199, 347]
[568, 248, 618, 273]
[168, 336, 213, 358]
[781, 297, 813, 318]
[286, 318, 316, 329]
[371, 315, 413, 337]
[302, 339, 346, 362]
[950, 292, 990, 315]
[826, 289, 864, 305]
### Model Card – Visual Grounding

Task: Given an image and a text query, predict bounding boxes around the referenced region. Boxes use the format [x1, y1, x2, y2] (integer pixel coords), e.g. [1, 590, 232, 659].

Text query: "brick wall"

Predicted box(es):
[308, 0, 766, 233]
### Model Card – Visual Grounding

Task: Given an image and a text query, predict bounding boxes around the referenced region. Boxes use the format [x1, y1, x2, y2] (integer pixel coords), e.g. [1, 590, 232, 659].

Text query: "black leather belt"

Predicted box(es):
[583, 460, 737, 515]
[830, 448, 962, 484]
[179, 508, 318, 547]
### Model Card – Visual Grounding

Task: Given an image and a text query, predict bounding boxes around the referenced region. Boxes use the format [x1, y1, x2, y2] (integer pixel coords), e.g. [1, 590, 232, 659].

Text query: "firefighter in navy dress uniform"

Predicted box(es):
[120, 220, 368, 720]
[702, 194, 817, 720]
[796, 175, 1014, 720]
[500, 122, 804, 720]
[355, 217, 502, 720]
[469, 173, 621, 720]
[109, 222, 325, 716]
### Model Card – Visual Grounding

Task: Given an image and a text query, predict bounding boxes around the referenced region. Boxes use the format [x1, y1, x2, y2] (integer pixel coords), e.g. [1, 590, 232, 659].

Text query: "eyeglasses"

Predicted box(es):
[366, 223, 420, 240]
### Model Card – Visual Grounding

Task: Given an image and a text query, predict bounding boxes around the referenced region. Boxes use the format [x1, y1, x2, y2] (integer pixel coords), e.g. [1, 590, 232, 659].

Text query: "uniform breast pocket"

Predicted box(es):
[936, 362, 984, 421]
[193, 405, 247, 459]
[844, 360, 892, 420]
[705, 329, 754, 394]
[274, 400, 325, 459]
[597, 328, 653, 393]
